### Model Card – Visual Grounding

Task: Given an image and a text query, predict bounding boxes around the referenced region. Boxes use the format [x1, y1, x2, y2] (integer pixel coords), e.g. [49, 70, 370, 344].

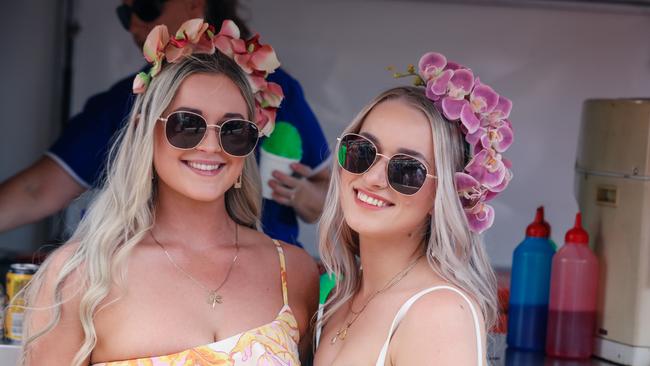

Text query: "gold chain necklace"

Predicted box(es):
[330, 254, 424, 345]
[151, 225, 239, 308]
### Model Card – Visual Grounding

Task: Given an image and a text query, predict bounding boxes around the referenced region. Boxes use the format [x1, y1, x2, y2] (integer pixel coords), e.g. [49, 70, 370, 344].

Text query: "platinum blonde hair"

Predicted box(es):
[20, 52, 261, 365]
[318, 86, 497, 331]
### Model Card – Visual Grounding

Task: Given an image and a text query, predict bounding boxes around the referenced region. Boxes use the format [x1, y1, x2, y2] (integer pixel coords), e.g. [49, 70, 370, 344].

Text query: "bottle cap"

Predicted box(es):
[565, 212, 589, 245]
[526, 206, 550, 238]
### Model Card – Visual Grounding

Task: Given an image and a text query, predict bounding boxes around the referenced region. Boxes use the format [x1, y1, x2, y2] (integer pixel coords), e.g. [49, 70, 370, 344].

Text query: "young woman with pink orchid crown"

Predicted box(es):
[19, 20, 318, 366]
[315, 52, 514, 365]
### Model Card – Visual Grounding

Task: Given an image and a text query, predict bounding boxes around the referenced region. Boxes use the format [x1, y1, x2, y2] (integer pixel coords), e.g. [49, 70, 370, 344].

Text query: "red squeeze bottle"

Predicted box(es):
[545, 213, 599, 359]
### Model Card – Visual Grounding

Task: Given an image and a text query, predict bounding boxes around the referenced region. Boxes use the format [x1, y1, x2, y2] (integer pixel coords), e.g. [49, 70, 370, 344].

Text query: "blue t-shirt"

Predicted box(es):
[48, 68, 330, 247]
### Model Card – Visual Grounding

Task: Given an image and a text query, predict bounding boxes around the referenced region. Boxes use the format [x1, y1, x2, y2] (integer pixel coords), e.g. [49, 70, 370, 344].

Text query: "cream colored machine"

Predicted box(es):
[575, 99, 650, 366]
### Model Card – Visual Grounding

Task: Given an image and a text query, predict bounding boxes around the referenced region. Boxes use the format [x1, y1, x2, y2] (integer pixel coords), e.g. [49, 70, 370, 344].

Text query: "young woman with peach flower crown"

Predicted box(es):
[314, 52, 514, 365]
[19, 19, 318, 366]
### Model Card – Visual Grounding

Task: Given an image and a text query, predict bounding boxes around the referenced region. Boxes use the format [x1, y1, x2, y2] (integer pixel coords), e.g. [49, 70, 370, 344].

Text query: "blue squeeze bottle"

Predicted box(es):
[507, 206, 555, 351]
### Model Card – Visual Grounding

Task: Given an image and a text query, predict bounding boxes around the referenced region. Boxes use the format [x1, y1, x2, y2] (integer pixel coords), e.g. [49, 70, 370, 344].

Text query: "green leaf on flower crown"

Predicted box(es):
[260, 100, 270, 108]
[247, 43, 255, 53]
[175, 30, 187, 40]
[137, 71, 151, 85]
[413, 75, 425, 86]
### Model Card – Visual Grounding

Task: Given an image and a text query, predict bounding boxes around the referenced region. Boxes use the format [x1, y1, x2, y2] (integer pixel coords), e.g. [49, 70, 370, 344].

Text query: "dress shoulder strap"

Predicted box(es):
[272, 239, 289, 306]
[375, 285, 483, 366]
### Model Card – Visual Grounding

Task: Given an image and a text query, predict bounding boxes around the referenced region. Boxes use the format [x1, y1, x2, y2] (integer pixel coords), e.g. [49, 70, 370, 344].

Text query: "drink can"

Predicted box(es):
[5, 264, 39, 343]
[0, 285, 5, 339]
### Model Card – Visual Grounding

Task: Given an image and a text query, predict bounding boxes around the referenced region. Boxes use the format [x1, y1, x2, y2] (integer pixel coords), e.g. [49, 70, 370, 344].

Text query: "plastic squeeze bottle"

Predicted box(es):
[546, 212, 599, 359]
[507, 206, 555, 351]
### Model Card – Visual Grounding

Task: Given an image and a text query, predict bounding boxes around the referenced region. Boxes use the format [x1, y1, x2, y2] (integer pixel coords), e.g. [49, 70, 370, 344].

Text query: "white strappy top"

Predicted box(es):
[374, 285, 484, 366]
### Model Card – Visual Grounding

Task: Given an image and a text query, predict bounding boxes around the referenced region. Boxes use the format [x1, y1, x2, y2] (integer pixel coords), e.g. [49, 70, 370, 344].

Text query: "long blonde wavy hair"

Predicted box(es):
[20, 52, 262, 366]
[319, 86, 498, 331]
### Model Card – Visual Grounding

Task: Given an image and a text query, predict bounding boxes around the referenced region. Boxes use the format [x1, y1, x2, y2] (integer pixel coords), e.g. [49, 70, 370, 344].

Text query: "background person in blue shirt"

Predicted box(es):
[0, 0, 331, 247]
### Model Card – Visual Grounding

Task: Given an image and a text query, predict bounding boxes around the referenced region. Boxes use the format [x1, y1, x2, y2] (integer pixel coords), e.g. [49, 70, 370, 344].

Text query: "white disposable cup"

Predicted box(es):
[259, 148, 300, 200]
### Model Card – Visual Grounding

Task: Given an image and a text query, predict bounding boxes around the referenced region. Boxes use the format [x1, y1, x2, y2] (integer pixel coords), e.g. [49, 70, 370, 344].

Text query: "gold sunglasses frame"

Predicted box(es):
[158, 110, 262, 157]
[336, 132, 437, 196]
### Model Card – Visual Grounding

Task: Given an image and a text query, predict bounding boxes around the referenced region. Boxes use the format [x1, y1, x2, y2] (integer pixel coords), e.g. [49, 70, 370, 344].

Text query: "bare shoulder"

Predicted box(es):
[38, 241, 84, 285]
[239, 227, 319, 296]
[390, 286, 486, 366]
[278, 241, 318, 277]
[24, 242, 87, 365]
[276, 239, 319, 360]
[30, 241, 87, 309]
[277, 240, 319, 298]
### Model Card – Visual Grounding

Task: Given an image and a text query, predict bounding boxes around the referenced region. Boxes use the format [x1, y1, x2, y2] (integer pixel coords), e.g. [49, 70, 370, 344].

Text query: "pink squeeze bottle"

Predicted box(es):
[545, 213, 599, 359]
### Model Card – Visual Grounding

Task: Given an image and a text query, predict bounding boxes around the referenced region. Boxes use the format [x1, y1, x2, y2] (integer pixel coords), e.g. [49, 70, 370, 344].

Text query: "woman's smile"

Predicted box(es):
[353, 188, 394, 210]
[182, 159, 227, 177]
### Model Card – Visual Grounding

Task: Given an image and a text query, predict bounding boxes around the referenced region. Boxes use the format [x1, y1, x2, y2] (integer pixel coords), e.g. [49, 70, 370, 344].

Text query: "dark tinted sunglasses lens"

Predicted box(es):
[116, 5, 131, 30]
[165, 113, 206, 149]
[132, 0, 162, 22]
[338, 134, 376, 174]
[220, 120, 259, 156]
[388, 155, 428, 195]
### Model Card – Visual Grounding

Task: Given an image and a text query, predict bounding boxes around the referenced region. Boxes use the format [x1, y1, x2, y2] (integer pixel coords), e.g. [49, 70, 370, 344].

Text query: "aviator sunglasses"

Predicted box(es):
[158, 111, 261, 157]
[337, 133, 437, 195]
[116, 0, 166, 30]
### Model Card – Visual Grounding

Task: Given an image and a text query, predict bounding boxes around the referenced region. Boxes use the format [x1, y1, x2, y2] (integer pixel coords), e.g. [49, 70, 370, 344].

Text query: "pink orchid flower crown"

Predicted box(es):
[132, 18, 283, 136]
[392, 52, 514, 234]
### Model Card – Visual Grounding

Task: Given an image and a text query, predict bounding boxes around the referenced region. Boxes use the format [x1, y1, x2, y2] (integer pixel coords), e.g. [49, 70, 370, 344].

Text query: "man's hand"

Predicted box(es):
[267, 162, 331, 223]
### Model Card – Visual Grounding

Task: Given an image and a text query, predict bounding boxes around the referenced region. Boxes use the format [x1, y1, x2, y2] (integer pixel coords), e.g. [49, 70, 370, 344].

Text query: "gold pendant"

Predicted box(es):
[207, 291, 223, 308]
[330, 327, 348, 344]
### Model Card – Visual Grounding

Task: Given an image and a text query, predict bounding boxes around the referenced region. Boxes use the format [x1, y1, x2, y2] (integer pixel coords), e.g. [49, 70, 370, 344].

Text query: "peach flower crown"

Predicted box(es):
[132, 18, 283, 136]
[391, 52, 514, 233]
